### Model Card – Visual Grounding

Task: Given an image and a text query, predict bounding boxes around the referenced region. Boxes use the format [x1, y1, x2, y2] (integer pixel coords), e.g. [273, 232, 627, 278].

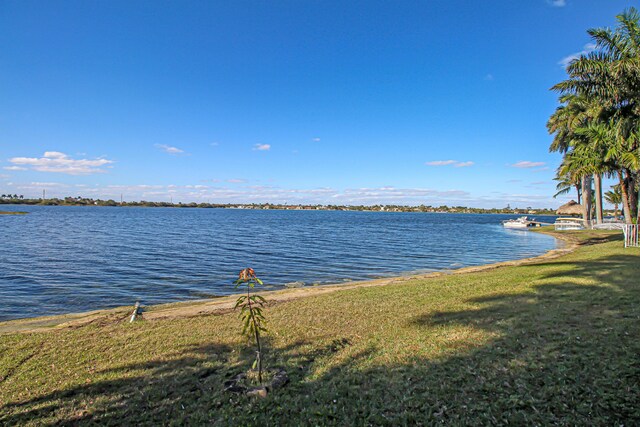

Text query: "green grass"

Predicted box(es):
[0, 211, 27, 215]
[1, 230, 639, 425]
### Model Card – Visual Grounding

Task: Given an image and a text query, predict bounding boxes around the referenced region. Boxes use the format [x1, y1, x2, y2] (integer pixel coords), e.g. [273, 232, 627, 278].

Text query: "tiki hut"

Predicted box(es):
[556, 200, 583, 216]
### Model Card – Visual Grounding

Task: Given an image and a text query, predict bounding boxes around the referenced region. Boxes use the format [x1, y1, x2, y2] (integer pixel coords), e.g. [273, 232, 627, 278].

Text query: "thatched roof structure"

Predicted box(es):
[557, 200, 583, 216]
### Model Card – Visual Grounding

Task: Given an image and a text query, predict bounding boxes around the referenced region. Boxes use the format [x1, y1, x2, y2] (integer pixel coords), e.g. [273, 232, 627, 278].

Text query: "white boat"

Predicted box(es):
[502, 216, 535, 229]
[554, 217, 585, 230]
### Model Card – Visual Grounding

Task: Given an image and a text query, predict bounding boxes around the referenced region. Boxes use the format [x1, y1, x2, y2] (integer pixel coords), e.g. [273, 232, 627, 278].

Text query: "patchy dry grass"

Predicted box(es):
[0, 230, 639, 425]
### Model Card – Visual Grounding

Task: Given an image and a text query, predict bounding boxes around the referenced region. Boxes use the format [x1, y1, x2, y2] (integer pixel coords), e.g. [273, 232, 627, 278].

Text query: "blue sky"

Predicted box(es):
[0, 0, 634, 207]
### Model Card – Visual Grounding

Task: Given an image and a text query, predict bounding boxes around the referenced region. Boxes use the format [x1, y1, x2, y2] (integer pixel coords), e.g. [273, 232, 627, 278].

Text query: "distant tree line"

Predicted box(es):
[0, 195, 576, 215]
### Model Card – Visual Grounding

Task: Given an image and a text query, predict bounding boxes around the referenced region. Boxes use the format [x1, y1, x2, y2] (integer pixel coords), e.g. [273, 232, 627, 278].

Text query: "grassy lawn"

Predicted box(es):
[1, 230, 639, 425]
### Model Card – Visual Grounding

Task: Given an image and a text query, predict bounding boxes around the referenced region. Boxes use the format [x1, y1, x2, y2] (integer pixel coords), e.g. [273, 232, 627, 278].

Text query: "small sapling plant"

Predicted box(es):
[234, 268, 268, 384]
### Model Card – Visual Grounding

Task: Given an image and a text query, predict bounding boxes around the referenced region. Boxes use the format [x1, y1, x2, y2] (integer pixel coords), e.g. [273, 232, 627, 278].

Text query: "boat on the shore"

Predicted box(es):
[502, 216, 537, 229]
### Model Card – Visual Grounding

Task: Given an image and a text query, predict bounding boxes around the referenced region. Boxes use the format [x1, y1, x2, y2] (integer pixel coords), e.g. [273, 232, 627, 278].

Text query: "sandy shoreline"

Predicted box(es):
[0, 229, 575, 335]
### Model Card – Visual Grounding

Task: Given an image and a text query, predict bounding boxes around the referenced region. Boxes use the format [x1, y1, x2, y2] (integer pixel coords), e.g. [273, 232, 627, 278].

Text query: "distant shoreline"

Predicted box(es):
[0, 200, 564, 215]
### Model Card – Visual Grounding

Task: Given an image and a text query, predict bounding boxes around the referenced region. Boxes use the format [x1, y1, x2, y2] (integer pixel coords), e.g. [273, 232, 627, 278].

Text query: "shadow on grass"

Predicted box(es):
[547, 229, 625, 246]
[572, 231, 624, 245]
[1, 253, 639, 425]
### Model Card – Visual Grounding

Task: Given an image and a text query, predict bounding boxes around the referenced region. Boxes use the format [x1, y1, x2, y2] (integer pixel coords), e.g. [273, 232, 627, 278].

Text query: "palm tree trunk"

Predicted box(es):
[575, 184, 581, 204]
[619, 170, 633, 223]
[594, 173, 603, 224]
[628, 170, 638, 221]
[581, 175, 591, 222]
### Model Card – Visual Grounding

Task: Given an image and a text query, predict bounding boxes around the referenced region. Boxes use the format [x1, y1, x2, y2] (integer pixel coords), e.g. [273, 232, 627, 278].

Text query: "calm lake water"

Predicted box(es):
[0, 206, 559, 321]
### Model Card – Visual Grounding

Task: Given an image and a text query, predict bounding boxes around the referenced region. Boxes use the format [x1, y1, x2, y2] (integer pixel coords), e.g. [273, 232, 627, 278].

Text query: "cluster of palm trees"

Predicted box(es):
[548, 8, 640, 224]
[0, 194, 23, 199]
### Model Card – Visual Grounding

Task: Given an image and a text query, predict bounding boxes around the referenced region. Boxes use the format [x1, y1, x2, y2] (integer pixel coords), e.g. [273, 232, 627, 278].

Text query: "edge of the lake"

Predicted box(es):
[0, 228, 573, 334]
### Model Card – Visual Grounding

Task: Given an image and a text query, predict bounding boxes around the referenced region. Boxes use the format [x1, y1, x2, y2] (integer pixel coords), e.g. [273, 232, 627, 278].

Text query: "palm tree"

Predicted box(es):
[605, 185, 622, 219]
[578, 120, 637, 223]
[557, 152, 595, 221]
[547, 93, 605, 222]
[573, 123, 626, 223]
[552, 171, 582, 203]
[553, 7, 640, 223]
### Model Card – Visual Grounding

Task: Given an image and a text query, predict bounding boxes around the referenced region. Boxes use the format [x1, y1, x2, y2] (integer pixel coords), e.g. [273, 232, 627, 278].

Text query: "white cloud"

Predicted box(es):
[3, 166, 27, 171]
[559, 43, 596, 67]
[226, 179, 247, 184]
[8, 152, 113, 175]
[210, 142, 219, 147]
[511, 161, 546, 169]
[426, 160, 474, 167]
[312, 137, 321, 142]
[155, 144, 184, 155]
[454, 161, 474, 168]
[253, 144, 271, 151]
[30, 181, 68, 187]
[425, 160, 457, 166]
[548, 0, 566, 7]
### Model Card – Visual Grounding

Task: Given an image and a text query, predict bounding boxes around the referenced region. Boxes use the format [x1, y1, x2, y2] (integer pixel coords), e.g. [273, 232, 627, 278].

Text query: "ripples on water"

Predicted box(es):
[0, 206, 558, 320]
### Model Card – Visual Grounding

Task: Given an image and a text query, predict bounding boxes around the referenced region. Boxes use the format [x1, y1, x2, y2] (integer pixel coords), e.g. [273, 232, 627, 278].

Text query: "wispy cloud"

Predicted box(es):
[559, 43, 596, 67]
[425, 160, 457, 166]
[454, 161, 474, 168]
[155, 144, 184, 155]
[548, 0, 566, 7]
[253, 144, 271, 151]
[312, 137, 321, 142]
[226, 179, 247, 184]
[426, 160, 474, 167]
[30, 181, 68, 187]
[8, 152, 113, 175]
[484, 74, 494, 81]
[3, 166, 27, 171]
[511, 161, 546, 169]
[210, 142, 219, 147]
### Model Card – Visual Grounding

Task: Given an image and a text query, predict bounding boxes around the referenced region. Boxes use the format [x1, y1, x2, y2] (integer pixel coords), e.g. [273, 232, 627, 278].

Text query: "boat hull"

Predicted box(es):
[503, 222, 531, 229]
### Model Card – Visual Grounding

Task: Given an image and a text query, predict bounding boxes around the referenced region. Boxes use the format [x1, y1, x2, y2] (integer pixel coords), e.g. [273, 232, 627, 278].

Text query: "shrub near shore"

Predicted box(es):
[0, 230, 638, 425]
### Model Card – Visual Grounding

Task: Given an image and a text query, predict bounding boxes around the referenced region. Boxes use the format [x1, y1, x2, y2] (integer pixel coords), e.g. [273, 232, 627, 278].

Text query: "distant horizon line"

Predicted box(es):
[0, 195, 577, 212]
